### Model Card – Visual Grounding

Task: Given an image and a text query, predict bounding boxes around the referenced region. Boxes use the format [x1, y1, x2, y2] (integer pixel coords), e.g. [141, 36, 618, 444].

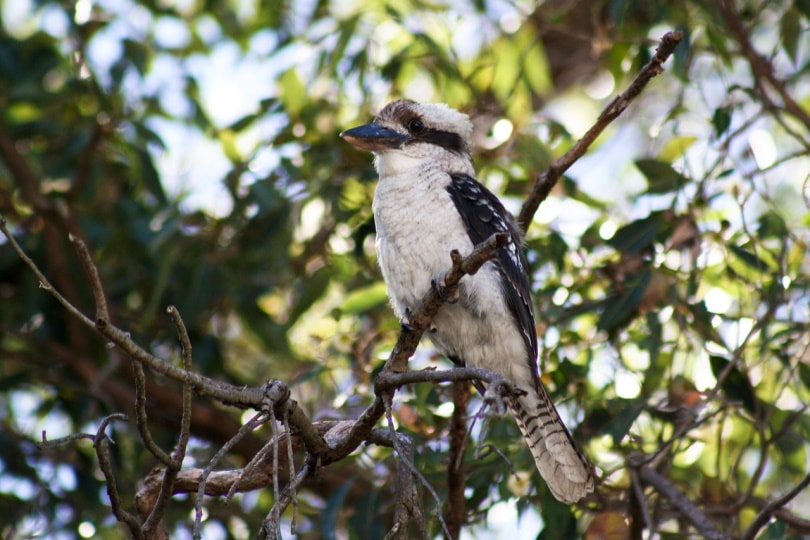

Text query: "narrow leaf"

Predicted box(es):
[607, 213, 662, 254]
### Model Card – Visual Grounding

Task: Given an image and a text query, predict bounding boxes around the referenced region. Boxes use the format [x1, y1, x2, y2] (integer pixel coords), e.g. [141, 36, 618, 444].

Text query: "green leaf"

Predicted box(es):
[634, 159, 688, 194]
[607, 213, 663, 254]
[136, 147, 167, 205]
[538, 499, 578, 540]
[561, 175, 607, 209]
[686, 300, 725, 346]
[607, 398, 645, 445]
[760, 517, 786, 539]
[712, 106, 732, 138]
[796, 0, 810, 18]
[709, 355, 759, 418]
[781, 8, 802, 64]
[640, 313, 667, 395]
[278, 68, 306, 118]
[123, 39, 148, 75]
[798, 362, 810, 390]
[758, 212, 788, 238]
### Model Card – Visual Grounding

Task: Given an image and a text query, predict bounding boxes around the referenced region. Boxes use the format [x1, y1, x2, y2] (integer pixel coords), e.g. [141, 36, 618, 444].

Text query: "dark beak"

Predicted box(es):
[340, 122, 408, 151]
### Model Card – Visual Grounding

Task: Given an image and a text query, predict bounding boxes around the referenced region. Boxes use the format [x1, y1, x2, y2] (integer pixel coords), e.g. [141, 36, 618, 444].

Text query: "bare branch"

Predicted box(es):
[740, 473, 810, 540]
[517, 30, 683, 230]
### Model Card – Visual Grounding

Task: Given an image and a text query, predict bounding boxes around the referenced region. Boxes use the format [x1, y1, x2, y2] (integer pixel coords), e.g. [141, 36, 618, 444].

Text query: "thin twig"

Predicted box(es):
[192, 411, 270, 539]
[269, 406, 281, 539]
[717, 0, 810, 133]
[629, 468, 653, 536]
[259, 461, 314, 540]
[68, 233, 109, 322]
[94, 414, 144, 539]
[131, 356, 173, 466]
[384, 395, 414, 539]
[37, 431, 96, 448]
[283, 409, 299, 534]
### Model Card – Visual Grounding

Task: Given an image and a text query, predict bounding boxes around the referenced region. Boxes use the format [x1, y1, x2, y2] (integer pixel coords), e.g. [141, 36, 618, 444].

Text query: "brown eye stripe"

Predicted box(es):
[407, 127, 465, 153]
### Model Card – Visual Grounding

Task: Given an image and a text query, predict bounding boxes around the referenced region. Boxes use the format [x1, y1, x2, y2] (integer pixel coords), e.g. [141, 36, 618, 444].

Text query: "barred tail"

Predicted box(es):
[507, 383, 594, 504]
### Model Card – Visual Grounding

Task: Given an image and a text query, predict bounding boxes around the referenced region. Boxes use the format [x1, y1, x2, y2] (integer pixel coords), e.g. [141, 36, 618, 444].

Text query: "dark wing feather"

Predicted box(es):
[446, 173, 538, 368]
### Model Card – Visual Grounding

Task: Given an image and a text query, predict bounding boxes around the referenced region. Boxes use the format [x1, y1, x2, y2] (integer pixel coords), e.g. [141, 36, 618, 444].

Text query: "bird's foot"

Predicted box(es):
[431, 271, 459, 304]
[400, 307, 414, 331]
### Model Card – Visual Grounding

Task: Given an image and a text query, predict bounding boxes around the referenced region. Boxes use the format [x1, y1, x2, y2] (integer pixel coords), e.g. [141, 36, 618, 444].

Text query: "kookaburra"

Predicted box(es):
[341, 99, 594, 504]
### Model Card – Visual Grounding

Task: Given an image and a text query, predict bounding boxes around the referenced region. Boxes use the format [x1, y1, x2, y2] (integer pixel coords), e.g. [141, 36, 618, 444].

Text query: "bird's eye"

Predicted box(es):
[407, 118, 425, 133]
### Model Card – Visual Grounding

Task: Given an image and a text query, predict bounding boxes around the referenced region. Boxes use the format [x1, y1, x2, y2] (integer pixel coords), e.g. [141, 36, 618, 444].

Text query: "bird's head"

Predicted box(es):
[341, 100, 474, 176]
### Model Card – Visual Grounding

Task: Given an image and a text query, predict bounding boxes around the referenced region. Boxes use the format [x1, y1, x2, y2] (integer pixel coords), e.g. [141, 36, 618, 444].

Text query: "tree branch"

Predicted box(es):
[637, 465, 725, 540]
[517, 30, 683, 231]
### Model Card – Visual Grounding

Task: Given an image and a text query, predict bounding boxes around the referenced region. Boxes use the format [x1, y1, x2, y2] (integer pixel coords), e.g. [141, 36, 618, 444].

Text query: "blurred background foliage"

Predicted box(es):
[0, 0, 809, 538]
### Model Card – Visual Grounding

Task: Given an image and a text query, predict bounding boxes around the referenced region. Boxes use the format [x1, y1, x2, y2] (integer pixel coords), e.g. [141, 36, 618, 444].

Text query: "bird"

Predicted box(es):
[340, 99, 594, 504]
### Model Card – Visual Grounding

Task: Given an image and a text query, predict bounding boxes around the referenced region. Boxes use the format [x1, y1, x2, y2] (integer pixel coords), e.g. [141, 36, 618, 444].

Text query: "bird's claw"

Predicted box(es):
[400, 307, 415, 331]
[431, 271, 459, 304]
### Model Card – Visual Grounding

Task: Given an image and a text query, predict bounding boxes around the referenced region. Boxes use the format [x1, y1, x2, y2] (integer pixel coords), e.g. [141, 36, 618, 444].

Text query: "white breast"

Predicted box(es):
[373, 165, 471, 317]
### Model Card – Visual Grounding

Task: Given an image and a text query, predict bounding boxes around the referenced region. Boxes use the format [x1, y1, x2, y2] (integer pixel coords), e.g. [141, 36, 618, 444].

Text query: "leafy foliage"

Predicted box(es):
[1, 0, 809, 538]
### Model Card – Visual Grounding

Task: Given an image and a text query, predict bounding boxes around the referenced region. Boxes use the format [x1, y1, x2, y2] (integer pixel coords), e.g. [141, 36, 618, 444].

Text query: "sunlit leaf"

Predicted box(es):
[339, 281, 388, 314]
[658, 135, 697, 161]
[728, 244, 771, 272]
